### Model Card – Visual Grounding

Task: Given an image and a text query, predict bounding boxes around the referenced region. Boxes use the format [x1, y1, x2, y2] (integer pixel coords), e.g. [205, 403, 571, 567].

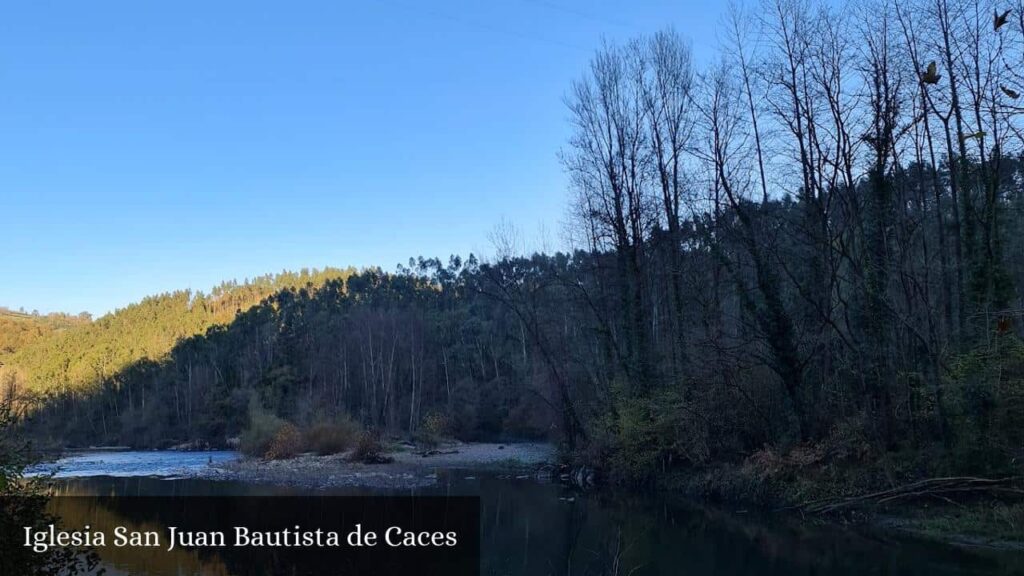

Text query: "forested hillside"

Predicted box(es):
[0, 308, 90, 358]
[15, 260, 560, 448]
[1, 268, 352, 398]
[4, 0, 1024, 500]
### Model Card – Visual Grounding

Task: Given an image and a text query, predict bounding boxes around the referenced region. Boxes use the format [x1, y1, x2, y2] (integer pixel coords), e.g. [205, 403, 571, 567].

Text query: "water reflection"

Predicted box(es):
[45, 496, 231, 576]
[50, 472, 1024, 576]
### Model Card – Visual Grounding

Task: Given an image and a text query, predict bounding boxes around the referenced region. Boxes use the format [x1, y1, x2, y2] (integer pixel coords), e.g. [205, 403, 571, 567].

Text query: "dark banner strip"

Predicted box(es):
[2, 496, 480, 576]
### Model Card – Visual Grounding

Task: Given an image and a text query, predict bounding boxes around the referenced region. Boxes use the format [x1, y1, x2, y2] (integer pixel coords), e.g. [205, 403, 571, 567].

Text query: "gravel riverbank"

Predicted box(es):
[193, 442, 556, 489]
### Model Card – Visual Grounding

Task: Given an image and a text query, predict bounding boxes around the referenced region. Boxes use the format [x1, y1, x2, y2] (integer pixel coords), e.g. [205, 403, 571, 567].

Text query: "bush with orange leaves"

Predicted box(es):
[265, 423, 304, 460]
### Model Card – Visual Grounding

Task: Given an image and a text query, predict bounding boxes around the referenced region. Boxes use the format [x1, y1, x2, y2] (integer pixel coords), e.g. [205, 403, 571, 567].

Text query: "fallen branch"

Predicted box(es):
[798, 476, 1023, 514]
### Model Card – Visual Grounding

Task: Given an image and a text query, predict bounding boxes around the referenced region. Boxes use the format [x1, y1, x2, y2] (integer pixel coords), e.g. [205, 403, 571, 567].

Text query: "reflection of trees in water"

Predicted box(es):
[46, 475, 1024, 576]
[477, 477, 1024, 576]
[48, 485, 480, 576]
[46, 498, 231, 576]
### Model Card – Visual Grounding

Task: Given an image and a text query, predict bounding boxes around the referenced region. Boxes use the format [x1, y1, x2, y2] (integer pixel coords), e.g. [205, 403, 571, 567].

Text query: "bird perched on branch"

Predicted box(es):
[1001, 85, 1020, 99]
[921, 61, 941, 84]
[995, 9, 1011, 30]
[960, 130, 986, 142]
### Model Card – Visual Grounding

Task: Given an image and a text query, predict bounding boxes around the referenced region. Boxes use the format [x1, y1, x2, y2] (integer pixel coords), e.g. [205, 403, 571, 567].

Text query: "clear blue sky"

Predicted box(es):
[0, 0, 724, 316]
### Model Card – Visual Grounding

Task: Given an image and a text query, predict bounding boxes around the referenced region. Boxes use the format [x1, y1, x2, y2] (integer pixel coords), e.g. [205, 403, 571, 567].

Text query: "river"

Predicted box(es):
[28, 451, 1024, 575]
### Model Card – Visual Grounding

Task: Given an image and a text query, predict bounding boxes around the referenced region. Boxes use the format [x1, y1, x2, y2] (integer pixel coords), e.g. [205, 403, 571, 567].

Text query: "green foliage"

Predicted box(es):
[6, 268, 353, 395]
[4, 6, 1024, 533]
[945, 335, 1024, 470]
[597, 384, 710, 485]
[0, 400, 101, 575]
[239, 399, 288, 458]
[17, 262, 553, 449]
[0, 401, 31, 493]
[0, 308, 89, 358]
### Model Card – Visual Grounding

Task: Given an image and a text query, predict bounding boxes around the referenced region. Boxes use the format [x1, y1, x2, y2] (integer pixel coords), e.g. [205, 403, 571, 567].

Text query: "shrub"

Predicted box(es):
[265, 423, 304, 460]
[239, 401, 287, 457]
[1, 398, 103, 575]
[947, 335, 1024, 468]
[822, 415, 873, 463]
[605, 386, 709, 485]
[305, 417, 361, 456]
[349, 431, 391, 464]
[422, 411, 451, 438]
[415, 411, 451, 449]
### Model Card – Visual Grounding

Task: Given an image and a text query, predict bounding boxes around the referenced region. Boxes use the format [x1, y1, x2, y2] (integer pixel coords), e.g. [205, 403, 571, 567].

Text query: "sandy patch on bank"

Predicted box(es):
[194, 442, 555, 490]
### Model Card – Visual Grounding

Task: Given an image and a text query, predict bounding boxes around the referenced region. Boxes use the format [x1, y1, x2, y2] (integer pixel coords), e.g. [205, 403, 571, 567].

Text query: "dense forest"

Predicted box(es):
[3, 0, 1024, 498]
[1, 269, 353, 396]
[0, 308, 90, 357]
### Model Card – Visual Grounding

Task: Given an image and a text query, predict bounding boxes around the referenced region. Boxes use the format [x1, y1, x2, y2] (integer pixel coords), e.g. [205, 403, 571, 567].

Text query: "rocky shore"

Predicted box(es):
[194, 442, 556, 490]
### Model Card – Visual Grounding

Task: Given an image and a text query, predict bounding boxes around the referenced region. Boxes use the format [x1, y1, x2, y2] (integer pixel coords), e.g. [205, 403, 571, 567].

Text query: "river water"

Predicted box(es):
[28, 451, 1024, 575]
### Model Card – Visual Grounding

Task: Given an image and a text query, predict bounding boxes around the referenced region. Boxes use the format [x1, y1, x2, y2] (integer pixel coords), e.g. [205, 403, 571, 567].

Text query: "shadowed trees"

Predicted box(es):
[4, 0, 1024, 485]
